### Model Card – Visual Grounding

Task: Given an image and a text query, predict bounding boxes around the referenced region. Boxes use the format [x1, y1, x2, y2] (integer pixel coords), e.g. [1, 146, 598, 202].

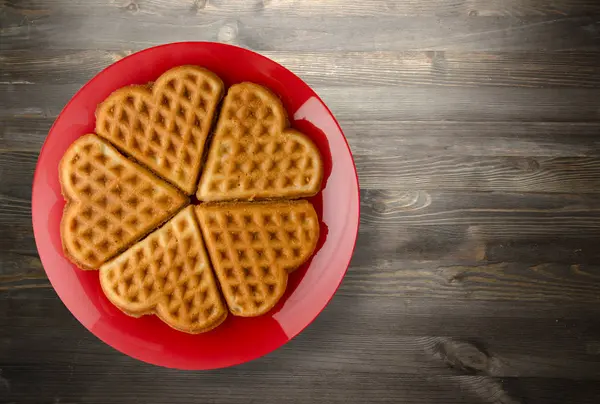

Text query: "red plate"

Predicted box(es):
[32, 42, 359, 369]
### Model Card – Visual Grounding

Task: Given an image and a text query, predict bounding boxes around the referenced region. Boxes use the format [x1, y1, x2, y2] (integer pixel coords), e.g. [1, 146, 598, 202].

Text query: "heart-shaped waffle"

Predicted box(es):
[96, 66, 224, 194]
[60, 134, 188, 270]
[100, 206, 228, 333]
[196, 201, 319, 316]
[197, 83, 323, 201]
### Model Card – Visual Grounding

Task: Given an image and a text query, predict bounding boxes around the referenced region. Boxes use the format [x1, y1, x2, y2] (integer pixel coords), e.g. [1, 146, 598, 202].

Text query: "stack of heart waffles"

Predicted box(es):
[59, 66, 323, 333]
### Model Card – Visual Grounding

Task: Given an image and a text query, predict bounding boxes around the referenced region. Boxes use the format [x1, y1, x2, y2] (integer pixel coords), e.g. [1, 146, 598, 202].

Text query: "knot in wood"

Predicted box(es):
[192, 0, 207, 11]
[433, 338, 492, 374]
[218, 23, 239, 43]
[121, 1, 139, 12]
[508, 157, 540, 172]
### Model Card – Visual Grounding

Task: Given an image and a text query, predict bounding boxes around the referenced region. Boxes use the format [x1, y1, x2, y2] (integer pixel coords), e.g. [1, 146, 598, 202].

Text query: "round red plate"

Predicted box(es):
[32, 42, 360, 369]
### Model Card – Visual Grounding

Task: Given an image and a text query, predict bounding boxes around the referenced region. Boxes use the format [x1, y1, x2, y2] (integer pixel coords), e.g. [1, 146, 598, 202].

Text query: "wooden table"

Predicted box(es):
[2, 1, 600, 403]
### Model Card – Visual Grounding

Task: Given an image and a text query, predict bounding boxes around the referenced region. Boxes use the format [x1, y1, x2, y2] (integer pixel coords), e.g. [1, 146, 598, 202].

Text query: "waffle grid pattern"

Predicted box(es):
[100, 206, 227, 333]
[96, 66, 224, 194]
[196, 201, 319, 316]
[60, 134, 187, 269]
[198, 83, 322, 201]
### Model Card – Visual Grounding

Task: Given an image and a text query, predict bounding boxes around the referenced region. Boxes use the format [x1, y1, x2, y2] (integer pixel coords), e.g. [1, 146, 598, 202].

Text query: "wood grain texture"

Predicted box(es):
[356, 190, 600, 265]
[2, 288, 600, 379]
[1, 7, 599, 52]
[4, 117, 600, 157]
[7, 151, 600, 199]
[4, 0, 600, 17]
[3, 84, 600, 122]
[3, 0, 600, 403]
[357, 156, 600, 191]
[4, 50, 600, 88]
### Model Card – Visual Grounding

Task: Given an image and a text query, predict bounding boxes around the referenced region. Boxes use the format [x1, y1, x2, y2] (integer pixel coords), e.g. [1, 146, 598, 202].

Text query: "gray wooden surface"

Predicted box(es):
[2, 1, 600, 403]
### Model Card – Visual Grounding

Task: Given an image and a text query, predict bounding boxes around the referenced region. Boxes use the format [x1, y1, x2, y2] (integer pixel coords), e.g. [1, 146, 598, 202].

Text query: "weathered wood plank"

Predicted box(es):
[345, 121, 600, 157]
[4, 0, 600, 18]
[5, 117, 600, 157]
[355, 232, 598, 268]
[319, 86, 600, 122]
[356, 190, 600, 264]
[360, 190, 600, 235]
[345, 260, 600, 304]
[4, 255, 600, 312]
[5, 146, 600, 257]
[4, 195, 600, 278]
[2, 289, 600, 384]
[11, 226, 600, 278]
[357, 156, 600, 192]
[3, 84, 600, 122]
[7, 150, 600, 198]
[5, 190, 600, 290]
[1, 11, 599, 52]
[5, 285, 600, 332]
[3, 362, 599, 404]
[356, 223, 600, 266]
[3, 50, 600, 88]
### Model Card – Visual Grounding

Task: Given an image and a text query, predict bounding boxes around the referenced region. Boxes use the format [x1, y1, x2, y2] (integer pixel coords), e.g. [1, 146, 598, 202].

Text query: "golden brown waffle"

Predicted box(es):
[196, 200, 319, 317]
[99, 206, 228, 333]
[60, 134, 188, 270]
[197, 82, 323, 202]
[96, 66, 224, 194]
